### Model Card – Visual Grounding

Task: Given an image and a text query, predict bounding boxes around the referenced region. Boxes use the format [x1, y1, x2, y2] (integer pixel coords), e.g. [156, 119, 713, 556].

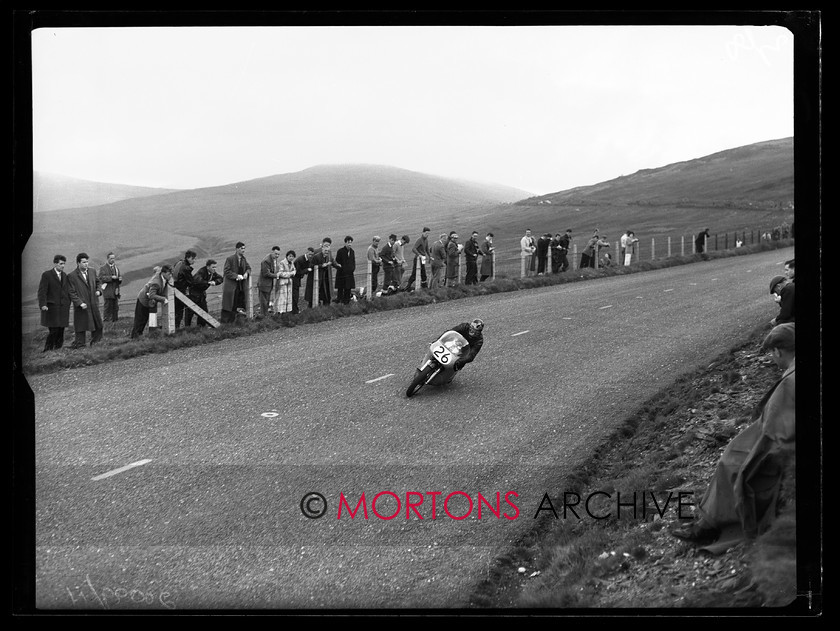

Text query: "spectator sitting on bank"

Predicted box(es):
[671, 323, 795, 554]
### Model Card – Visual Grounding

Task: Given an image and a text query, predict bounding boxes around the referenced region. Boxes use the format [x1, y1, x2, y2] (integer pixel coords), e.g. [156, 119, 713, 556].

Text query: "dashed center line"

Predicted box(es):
[366, 374, 394, 384]
[599, 305, 613, 309]
[664, 288, 674, 292]
[92, 459, 152, 481]
[512, 330, 530, 337]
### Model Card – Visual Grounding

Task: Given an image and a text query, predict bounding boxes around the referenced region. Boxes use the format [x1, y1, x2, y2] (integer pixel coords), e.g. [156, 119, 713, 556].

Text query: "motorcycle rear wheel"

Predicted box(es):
[406, 364, 435, 397]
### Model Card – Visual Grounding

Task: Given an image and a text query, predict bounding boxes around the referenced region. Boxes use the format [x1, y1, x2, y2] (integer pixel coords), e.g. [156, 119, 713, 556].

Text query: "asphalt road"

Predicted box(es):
[30, 247, 793, 610]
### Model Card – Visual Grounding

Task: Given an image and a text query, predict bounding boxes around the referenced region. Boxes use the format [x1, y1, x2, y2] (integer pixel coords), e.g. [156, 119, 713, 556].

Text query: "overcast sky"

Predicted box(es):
[31, 25, 794, 195]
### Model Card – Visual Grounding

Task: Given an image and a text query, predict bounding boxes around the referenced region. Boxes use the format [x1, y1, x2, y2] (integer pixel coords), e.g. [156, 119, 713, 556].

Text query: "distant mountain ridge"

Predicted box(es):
[33, 172, 182, 212]
[522, 137, 793, 210]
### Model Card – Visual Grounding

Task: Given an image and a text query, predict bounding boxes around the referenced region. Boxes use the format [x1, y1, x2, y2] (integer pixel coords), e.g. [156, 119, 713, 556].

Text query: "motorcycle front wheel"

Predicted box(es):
[406, 364, 436, 397]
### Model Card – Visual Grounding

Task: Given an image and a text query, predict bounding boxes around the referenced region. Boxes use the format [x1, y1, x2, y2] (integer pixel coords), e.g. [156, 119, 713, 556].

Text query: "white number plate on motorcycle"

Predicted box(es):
[431, 342, 451, 364]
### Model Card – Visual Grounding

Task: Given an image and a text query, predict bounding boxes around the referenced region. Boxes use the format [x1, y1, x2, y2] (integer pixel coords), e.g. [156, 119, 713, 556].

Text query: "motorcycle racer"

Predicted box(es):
[442, 318, 484, 371]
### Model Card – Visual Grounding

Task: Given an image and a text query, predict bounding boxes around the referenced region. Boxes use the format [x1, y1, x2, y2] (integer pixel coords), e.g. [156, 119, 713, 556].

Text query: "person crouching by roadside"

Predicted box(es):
[131, 265, 173, 338]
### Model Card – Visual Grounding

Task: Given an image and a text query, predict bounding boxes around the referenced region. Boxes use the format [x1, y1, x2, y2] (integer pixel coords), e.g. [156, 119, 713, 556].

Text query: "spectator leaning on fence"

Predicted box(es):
[173, 250, 197, 328]
[623, 231, 639, 266]
[275, 250, 296, 314]
[294, 247, 315, 312]
[379, 235, 398, 292]
[311, 237, 340, 305]
[258, 246, 282, 318]
[188, 259, 223, 327]
[404, 227, 431, 290]
[580, 230, 599, 269]
[131, 264, 172, 338]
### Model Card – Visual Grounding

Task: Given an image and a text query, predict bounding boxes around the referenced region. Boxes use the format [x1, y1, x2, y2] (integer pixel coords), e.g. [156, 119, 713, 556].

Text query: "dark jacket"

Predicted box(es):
[173, 259, 194, 293]
[222, 253, 251, 312]
[775, 282, 795, 324]
[190, 266, 224, 297]
[67, 267, 103, 332]
[335, 245, 356, 289]
[446, 322, 484, 365]
[38, 268, 71, 328]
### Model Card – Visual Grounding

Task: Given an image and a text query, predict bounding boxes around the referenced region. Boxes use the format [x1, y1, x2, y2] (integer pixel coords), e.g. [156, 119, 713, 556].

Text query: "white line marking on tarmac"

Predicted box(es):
[664, 288, 674, 292]
[366, 374, 394, 384]
[512, 330, 529, 336]
[599, 305, 613, 309]
[562, 317, 572, 320]
[261, 412, 279, 418]
[92, 459, 152, 481]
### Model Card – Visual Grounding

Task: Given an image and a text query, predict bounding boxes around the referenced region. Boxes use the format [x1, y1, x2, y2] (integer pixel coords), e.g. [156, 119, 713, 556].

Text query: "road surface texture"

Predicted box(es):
[31, 248, 792, 610]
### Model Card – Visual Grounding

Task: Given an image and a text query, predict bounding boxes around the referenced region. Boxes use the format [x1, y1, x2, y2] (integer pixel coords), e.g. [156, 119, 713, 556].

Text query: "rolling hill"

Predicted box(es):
[522, 137, 793, 209]
[33, 171, 182, 212]
[20, 140, 795, 324]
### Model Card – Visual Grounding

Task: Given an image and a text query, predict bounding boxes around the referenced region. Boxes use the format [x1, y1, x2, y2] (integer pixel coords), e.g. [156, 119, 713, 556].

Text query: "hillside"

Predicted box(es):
[33, 171, 182, 212]
[20, 141, 795, 322]
[521, 138, 793, 209]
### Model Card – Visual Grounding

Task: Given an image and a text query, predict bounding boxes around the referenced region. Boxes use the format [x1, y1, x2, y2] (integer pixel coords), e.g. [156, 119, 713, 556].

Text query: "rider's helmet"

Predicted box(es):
[468, 318, 484, 337]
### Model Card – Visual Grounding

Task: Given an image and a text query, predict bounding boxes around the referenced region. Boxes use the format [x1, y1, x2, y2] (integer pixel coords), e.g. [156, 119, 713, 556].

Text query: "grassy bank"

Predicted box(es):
[467, 324, 800, 610]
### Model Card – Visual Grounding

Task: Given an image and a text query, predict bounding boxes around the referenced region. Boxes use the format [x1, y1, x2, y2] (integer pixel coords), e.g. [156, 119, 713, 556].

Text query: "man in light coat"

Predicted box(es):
[98, 251, 123, 322]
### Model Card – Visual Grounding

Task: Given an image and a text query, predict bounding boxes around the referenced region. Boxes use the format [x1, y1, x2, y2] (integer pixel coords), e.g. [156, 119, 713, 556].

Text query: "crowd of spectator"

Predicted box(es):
[35, 226, 792, 349]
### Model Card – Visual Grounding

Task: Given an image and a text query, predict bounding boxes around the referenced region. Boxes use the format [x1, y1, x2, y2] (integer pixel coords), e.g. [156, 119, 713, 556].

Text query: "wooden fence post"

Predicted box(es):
[572, 244, 578, 270]
[163, 283, 175, 334]
[651, 237, 656, 260]
[681, 235, 685, 256]
[246, 274, 254, 319]
[314, 267, 320, 306]
[520, 254, 527, 278]
[414, 256, 421, 292]
[667, 236, 672, 258]
[491, 251, 496, 281]
[367, 259, 372, 298]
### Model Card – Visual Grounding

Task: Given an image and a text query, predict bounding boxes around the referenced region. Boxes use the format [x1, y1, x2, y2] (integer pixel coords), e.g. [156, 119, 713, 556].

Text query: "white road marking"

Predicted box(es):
[562, 317, 572, 320]
[366, 374, 394, 384]
[92, 459, 152, 481]
[261, 412, 279, 418]
[512, 330, 529, 336]
[664, 288, 674, 292]
[599, 305, 613, 309]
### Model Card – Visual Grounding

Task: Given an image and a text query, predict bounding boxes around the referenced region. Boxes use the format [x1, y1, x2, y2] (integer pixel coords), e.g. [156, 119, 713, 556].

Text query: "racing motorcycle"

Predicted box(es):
[405, 330, 469, 397]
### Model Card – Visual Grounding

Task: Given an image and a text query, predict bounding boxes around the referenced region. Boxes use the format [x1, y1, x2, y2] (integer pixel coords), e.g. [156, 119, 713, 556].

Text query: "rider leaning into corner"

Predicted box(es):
[446, 318, 485, 371]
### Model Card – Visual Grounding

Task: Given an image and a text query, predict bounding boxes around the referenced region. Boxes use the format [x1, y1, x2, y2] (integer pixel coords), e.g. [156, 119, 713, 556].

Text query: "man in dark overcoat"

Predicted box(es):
[311, 237, 340, 305]
[37, 254, 72, 351]
[66, 252, 103, 348]
[334, 236, 356, 304]
[221, 242, 251, 323]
